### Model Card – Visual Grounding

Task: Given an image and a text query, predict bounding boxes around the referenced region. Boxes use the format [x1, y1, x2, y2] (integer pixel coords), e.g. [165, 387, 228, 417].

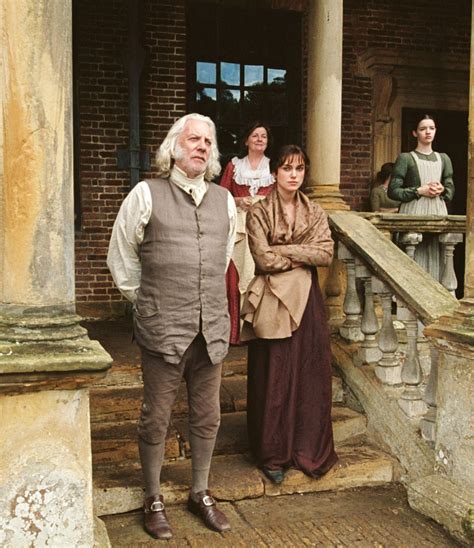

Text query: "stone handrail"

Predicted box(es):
[327, 211, 462, 448]
[358, 212, 466, 234]
[329, 212, 459, 324]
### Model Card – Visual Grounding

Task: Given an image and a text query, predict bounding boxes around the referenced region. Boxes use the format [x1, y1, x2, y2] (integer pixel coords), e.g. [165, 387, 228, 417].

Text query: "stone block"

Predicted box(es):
[408, 474, 474, 546]
[0, 390, 94, 546]
[264, 444, 394, 497]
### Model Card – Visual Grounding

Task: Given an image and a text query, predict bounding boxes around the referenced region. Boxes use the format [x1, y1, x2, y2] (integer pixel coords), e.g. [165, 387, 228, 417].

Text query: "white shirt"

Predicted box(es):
[107, 170, 237, 303]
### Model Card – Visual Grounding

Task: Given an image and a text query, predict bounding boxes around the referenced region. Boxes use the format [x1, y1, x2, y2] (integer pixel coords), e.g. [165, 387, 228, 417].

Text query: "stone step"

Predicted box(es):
[91, 404, 362, 467]
[173, 406, 366, 458]
[90, 373, 344, 423]
[94, 438, 396, 516]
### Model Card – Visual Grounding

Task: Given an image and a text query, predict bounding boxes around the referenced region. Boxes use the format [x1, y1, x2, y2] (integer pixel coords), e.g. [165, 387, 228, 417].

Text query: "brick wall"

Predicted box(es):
[341, 0, 471, 211]
[73, 0, 470, 311]
[74, 0, 186, 313]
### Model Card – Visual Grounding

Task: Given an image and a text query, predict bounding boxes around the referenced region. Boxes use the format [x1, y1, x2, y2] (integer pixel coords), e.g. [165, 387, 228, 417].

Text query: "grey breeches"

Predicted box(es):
[137, 332, 223, 444]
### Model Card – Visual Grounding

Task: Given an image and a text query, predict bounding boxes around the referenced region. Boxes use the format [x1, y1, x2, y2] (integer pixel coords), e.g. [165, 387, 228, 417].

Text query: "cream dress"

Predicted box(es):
[398, 151, 447, 281]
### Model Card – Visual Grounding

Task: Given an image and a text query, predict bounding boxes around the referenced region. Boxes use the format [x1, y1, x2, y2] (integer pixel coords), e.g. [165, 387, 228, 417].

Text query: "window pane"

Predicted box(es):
[196, 62, 216, 85]
[218, 126, 240, 158]
[244, 65, 264, 87]
[267, 92, 287, 124]
[220, 89, 240, 123]
[243, 90, 265, 122]
[268, 68, 286, 87]
[196, 87, 217, 101]
[196, 87, 217, 118]
[221, 62, 240, 85]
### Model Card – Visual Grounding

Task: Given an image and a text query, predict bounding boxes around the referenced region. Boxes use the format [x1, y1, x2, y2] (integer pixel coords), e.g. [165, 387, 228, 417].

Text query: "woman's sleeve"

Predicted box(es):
[220, 161, 235, 194]
[388, 154, 419, 203]
[246, 207, 293, 273]
[441, 154, 455, 202]
[370, 187, 381, 212]
[271, 207, 334, 267]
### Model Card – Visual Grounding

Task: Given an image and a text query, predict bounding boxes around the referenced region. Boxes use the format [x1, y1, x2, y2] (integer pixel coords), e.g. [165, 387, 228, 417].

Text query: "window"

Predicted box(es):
[187, 2, 302, 161]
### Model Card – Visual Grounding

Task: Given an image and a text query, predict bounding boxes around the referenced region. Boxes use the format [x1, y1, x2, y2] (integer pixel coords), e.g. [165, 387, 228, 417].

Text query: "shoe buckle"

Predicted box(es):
[202, 495, 215, 507]
[150, 500, 165, 512]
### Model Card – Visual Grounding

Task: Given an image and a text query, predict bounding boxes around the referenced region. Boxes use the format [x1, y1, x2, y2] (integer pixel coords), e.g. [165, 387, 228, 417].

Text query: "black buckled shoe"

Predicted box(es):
[143, 495, 173, 540]
[187, 490, 231, 532]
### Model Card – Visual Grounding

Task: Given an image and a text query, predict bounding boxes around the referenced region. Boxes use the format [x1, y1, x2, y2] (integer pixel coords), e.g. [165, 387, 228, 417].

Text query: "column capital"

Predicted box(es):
[304, 182, 350, 211]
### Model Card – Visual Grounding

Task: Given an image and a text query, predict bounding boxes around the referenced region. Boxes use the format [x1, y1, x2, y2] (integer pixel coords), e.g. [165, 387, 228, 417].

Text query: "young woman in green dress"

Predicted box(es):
[388, 114, 455, 281]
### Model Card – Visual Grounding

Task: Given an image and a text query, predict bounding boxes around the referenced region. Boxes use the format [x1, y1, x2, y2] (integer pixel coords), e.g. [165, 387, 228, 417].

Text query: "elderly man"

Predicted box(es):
[107, 113, 236, 539]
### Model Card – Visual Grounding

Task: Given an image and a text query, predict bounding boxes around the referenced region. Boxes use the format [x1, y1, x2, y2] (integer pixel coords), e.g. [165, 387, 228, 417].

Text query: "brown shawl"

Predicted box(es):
[240, 188, 334, 340]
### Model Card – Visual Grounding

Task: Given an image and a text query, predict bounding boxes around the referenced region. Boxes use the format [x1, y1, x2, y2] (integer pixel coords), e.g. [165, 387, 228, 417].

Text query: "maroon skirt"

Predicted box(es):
[226, 260, 242, 345]
[247, 269, 337, 476]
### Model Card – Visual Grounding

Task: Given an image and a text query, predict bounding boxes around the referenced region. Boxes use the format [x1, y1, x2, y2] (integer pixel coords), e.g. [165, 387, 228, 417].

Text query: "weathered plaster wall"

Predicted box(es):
[0, 389, 94, 546]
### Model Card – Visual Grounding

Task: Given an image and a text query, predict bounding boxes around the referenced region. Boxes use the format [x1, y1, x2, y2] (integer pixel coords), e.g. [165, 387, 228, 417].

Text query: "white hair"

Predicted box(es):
[155, 113, 221, 181]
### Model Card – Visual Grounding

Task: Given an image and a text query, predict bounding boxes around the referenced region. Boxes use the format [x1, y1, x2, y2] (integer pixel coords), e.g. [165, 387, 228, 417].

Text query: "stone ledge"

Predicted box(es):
[0, 338, 112, 375]
[407, 474, 474, 546]
[93, 443, 395, 516]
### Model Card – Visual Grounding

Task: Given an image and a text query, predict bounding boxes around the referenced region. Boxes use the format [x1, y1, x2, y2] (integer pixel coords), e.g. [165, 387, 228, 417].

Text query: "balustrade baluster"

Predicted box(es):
[397, 303, 427, 417]
[372, 279, 401, 385]
[439, 232, 463, 296]
[399, 232, 422, 260]
[337, 243, 363, 342]
[356, 264, 381, 365]
[420, 347, 439, 444]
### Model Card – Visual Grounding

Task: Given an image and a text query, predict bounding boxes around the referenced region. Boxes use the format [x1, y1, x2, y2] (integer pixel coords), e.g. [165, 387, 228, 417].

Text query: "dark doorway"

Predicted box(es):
[186, 1, 302, 167]
[402, 108, 468, 298]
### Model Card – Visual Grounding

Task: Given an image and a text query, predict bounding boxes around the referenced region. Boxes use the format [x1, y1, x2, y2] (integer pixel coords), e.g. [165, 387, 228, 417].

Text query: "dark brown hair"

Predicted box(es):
[375, 162, 394, 185]
[240, 121, 273, 151]
[412, 114, 436, 132]
[271, 144, 310, 174]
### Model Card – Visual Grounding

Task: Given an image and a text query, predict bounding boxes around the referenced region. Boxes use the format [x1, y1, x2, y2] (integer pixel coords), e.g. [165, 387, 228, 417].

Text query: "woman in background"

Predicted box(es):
[220, 122, 275, 344]
[241, 144, 337, 484]
[370, 162, 400, 212]
[388, 114, 455, 280]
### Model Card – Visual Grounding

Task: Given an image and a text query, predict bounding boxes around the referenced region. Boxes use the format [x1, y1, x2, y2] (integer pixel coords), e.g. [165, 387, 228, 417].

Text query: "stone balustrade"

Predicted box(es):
[329, 212, 463, 447]
[360, 213, 465, 295]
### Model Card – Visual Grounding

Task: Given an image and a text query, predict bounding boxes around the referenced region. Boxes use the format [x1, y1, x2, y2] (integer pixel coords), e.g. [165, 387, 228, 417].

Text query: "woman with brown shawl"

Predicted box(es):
[241, 145, 337, 484]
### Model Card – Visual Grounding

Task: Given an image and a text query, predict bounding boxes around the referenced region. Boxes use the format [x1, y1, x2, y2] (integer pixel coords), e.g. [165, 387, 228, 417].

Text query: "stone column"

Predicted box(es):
[0, 1, 111, 546]
[407, 8, 474, 544]
[305, 0, 349, 211]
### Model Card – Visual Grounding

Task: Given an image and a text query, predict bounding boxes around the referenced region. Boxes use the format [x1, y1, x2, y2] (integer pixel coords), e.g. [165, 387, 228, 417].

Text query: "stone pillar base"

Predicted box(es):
[357, 343, 382, 365]
[420, 413, 436, 444]
[408, 475, 474, 546]
[339, 323, 364, 342]
[375, 363, 402, 385]
[304, 183, 350, 211]
[0, 390, 94, 546]
[398, 393, 427, 417]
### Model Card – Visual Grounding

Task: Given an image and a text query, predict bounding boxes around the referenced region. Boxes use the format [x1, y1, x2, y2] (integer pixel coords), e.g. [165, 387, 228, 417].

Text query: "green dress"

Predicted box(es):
[369, 185, 400, 212]
[388, 150, 455, 282]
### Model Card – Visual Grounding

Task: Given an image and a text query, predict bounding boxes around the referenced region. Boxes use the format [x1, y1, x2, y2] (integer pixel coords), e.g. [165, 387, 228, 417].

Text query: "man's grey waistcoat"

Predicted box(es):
[133, 178, 230, 365]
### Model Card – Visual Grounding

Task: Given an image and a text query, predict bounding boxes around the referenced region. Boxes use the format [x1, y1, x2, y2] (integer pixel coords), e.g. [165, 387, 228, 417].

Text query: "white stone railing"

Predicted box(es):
[360, 212, 465, 296]
[329, 212, 464, 446]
